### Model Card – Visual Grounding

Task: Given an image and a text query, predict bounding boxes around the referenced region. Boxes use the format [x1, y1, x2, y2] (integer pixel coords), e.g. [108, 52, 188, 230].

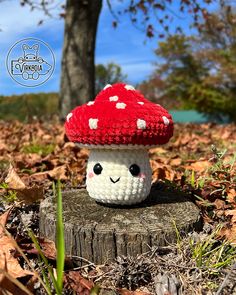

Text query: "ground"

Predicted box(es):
[0, 120, 235, 295]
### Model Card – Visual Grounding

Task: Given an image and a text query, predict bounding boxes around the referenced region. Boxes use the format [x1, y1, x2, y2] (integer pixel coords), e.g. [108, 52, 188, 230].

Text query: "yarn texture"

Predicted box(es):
[86, 149, 152, 205]
[65, 83, 174, 205]
[65, 83, 173, 148]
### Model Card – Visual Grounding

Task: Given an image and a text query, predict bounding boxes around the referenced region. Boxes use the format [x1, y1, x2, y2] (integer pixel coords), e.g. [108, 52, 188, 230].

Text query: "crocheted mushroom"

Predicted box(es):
[65, 83, 173, 205]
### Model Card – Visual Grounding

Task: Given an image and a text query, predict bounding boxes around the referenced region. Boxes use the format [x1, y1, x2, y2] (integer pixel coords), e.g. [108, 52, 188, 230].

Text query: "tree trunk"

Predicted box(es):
[59, 0, 102, 118]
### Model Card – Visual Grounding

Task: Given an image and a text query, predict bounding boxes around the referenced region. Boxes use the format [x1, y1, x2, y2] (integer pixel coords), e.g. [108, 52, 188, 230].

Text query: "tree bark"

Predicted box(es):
[59, 0, 102, 118]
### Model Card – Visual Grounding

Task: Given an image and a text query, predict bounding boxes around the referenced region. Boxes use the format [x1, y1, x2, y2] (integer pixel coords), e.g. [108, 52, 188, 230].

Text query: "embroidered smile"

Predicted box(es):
[110, 177, 120, 183]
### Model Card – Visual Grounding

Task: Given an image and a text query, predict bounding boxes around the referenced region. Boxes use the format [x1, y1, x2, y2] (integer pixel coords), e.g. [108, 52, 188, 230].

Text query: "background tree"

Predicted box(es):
[20, 0, 230, 118]
[95, 62, 127, 94]
[59, 0, 102, 118]
[144, 5, 236, 121]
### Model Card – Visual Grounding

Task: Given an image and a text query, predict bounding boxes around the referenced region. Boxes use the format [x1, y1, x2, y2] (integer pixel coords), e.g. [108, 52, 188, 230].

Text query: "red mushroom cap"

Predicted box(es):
[65, 83, 173, 148]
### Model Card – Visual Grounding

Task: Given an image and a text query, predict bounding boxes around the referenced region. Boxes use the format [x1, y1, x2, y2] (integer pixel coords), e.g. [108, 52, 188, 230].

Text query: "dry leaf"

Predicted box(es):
[227, 189, 236, 204]
[4, 165, 44, 203]
[214, 199, 226, 210]
[39, 238, 57, 260]
[149, 147, 167, 154]
[5, 164, 25, 190]
[64, 271, 93, 294]
[0, 210, 33, 287]
[48, 165, 67, 180]
[22, 237, 57, 261]
[0, 139, 8, 151]
[225, 209, 236, 223]
[16, 185, 44, 203]
[169, 157, 182, 166]
[220, 224, 236, 245]
[185, 160, 210, 172]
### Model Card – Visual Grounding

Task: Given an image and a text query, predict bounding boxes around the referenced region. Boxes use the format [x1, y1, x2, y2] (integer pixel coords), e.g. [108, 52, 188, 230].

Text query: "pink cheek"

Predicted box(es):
[139, 173, 146, 179]
[88, 172, 95, 179]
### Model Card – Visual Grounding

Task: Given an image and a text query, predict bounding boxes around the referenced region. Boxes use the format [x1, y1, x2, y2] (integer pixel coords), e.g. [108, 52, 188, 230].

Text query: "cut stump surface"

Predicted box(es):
[40, 184, 202, 264]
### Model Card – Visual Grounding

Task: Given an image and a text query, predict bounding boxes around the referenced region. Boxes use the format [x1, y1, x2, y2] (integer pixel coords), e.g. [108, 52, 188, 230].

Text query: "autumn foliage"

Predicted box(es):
[0, 119, 235, 294]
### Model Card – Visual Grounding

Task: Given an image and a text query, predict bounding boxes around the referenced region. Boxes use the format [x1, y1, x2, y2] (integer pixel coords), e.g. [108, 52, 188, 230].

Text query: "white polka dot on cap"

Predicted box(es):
[66, 113, 73, 122]
[103, 84, 112, 90]
[162, 116, 170, 125]
[116, 102, 126, 109]
[109, 96, 119, 102]
[89, 118, 98, 129]
[125, 84, 135, 91]
[137, 119, 146, 130]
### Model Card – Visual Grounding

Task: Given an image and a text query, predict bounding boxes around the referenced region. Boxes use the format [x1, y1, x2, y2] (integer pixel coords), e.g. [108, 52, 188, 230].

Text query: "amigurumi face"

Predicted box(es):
[86, 149, 152, 205]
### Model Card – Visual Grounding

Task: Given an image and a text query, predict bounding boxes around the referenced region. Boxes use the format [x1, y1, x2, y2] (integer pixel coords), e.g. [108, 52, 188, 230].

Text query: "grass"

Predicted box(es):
[28, 181, 65, 295]
[183, 145, 235, 192]
[55, 181, 65, 293]
[22, 142, 55, 157]
[0, 183, 18, 203]
[173, 216, 236, 272]
[171, 220, 236, 293]
[189, 226, 236, 271]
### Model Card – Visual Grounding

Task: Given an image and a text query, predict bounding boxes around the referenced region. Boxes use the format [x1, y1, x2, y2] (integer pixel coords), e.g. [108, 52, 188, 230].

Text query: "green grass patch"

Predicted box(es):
[0, 183, 18, 203]
[21, 143, 55, 157]
[28, 181, 65, 294]
[190, 226, 236, 272]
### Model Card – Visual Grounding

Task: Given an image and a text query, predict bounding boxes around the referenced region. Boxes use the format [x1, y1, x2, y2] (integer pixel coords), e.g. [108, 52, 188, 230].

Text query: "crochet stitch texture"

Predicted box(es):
[65, 83, 174, 205]
[65, 83, 173, 147]
[86, 149, 152, 205]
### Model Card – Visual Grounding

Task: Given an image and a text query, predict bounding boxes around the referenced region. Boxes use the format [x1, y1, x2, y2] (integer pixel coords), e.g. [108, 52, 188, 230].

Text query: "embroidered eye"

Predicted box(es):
[129, 164, 140, 176]
[93, 163, 103, 175]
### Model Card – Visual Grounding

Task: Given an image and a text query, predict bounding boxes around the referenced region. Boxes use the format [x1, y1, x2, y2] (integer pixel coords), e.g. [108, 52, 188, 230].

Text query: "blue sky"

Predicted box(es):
[0, 0, 215, 96]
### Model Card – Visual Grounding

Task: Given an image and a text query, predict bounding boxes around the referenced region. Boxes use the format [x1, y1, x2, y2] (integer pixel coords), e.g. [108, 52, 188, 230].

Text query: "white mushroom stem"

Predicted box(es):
[86, 149, 152, 205]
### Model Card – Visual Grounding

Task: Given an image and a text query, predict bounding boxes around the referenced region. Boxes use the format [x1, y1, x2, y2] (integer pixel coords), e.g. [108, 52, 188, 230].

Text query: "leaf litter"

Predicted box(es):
[0, 120, 235, 294]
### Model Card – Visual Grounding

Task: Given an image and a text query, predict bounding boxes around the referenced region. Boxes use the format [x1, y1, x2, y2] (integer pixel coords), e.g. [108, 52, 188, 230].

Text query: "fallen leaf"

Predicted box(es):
[4, 165, 44, 203]
[214, 199, 226, 210]
[21, 238, 56, 259]
[225, 209, 236, 223]
[149, 147, 167, 154]
[39, 238, 57, 260]
[5, 164, 25, 189]
[0, 269, 31, 295]
[0, 139, 8, 151]
[0, 210, 11, 235]
[227, 189, 236, 204]
[185, 160, 210, 172]
[16, 185, 44, 203]
[168, 157, 182, 166]
[48, 165, 68, 180]
[220, 223, 236, 245]
[30, 171, 48, 182]
[64, 271, 94, 294]
[0, 210, 33, 288]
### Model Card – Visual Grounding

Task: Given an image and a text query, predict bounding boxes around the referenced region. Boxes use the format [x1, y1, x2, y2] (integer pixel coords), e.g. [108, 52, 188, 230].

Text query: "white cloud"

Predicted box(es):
[0, 0, 157, 94]
[0, 0, 63, 95]
[0, 0, 62, 46]
[96, 54, 156, 84]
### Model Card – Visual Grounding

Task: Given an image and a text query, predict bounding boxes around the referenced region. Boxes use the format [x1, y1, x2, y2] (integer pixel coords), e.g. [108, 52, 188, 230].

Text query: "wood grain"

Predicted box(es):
[39, 184, 202, 264]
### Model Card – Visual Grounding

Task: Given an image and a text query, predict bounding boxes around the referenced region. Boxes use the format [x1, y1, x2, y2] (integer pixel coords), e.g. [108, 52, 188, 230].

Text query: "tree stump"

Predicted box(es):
[39, 184, 202, 264]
